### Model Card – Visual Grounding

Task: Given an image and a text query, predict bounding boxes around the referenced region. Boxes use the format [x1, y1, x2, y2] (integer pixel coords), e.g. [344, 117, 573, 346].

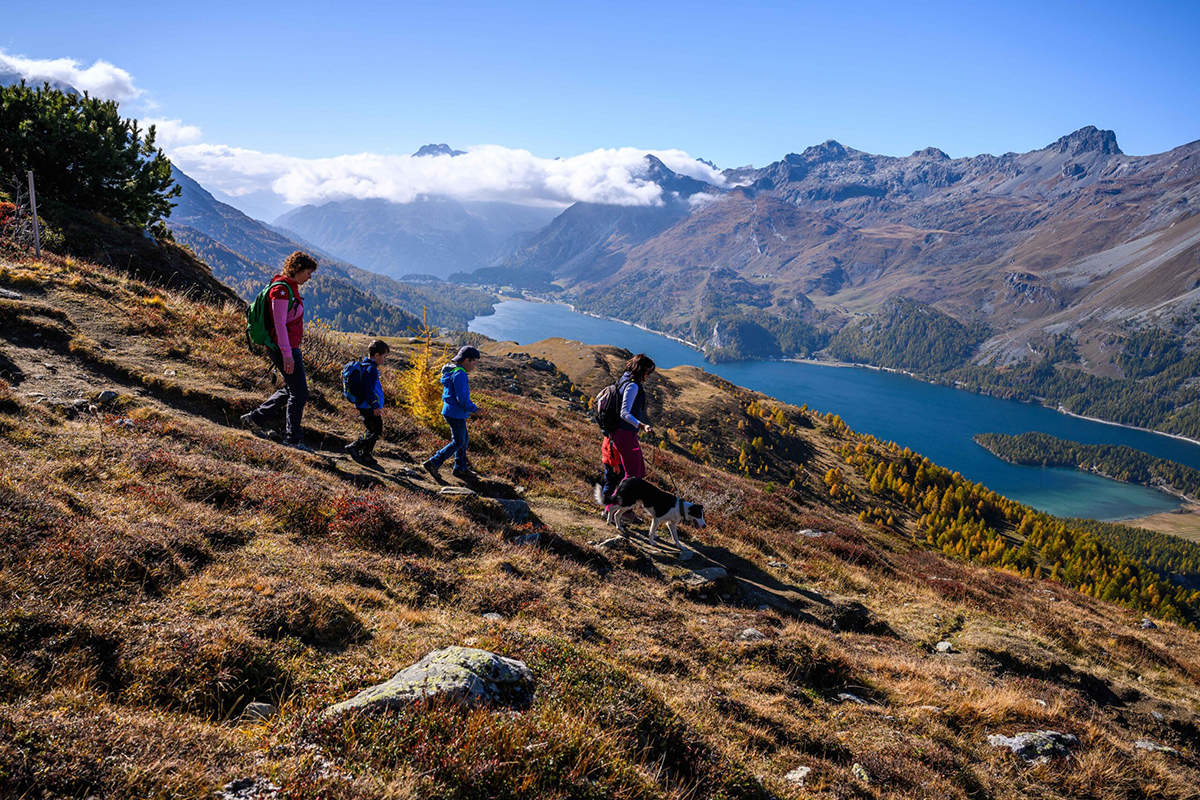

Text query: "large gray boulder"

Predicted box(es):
[325, 646, 535, 715]
[495, 498, 532, 523]
[987, 730, 1077, 763]
[681, 566, 728, 587]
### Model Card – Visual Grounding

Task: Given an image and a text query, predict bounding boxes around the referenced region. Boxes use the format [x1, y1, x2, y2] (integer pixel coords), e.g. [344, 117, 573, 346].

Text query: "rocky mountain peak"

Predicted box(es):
[413, 143, 466, 158]
[1047, 126, 1122, 157]
[801, 140, 850, 163]
[642, 154, 714, 198]
[912, 146, 950, 160]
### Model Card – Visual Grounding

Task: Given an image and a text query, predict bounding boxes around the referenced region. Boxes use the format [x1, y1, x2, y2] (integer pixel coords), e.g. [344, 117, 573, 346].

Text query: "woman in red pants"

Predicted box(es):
[608, 353, 655, 482]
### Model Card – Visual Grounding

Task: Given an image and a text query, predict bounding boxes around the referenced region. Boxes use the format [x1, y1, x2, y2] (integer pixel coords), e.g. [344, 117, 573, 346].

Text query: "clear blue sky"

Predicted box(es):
[3, 0, 1197, 165]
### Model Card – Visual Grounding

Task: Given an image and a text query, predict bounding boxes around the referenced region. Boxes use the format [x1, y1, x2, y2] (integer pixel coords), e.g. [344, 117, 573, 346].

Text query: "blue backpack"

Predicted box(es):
[342, 359, 368, 405]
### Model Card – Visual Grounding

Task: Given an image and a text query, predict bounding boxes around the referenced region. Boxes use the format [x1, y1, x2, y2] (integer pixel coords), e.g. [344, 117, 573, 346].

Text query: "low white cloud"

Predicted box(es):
[169, 142, 728, 209]
[5, 50, 727, 210]
[0, 49, 142, 102]
[688, 191, 726, 208]
[143, 118, 204, 149]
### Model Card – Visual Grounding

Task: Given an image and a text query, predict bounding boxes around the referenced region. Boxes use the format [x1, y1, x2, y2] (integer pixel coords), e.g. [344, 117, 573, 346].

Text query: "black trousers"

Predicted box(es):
[355, 408, 383, 455]
[251, 347, 308, 442]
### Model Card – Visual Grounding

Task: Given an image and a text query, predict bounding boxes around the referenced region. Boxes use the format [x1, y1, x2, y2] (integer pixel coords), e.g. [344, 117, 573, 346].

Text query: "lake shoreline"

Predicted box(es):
[471, 299, 1199, 522]
[498, 298, 1200, 449]
[1054, 406, 1200, 449]
[972, 435, 1194, 514]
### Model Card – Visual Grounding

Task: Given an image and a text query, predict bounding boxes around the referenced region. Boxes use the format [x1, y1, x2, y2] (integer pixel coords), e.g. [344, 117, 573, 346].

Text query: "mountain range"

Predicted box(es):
[474, 128, 1200, 373]
[169, 129, 1200, 389]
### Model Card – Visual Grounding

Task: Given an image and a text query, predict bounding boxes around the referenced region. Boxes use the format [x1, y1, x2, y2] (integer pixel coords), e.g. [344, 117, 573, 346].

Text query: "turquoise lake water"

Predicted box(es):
[469, 300, 1200, 522]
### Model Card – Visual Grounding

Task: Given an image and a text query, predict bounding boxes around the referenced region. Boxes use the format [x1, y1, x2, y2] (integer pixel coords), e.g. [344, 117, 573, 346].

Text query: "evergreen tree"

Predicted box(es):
[0, 82, 178, 232]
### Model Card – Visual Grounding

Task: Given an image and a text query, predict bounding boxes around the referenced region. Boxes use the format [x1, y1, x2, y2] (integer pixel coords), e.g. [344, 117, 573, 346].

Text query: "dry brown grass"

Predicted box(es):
[3, 250, 1200, 798]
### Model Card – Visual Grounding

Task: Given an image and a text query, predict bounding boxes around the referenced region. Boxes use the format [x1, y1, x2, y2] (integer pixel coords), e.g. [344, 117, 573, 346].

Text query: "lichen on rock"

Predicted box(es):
[325, 646, 536, 715]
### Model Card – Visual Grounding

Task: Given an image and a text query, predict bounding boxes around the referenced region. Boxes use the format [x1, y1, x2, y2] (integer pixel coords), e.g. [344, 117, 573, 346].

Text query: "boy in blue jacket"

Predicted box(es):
[423, 345, 483, 481]
[344, 339, 390, 466]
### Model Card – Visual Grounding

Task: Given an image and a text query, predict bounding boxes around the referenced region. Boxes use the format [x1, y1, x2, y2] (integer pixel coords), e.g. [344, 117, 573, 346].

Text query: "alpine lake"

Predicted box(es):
[470, 300, 1200, 522]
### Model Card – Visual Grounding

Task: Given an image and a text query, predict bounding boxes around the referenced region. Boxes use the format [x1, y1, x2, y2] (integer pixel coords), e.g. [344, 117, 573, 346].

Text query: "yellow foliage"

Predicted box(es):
[396, 310, 451, 430]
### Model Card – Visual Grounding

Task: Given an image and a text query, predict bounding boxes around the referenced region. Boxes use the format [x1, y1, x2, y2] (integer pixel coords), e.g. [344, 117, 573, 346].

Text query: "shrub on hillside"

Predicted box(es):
[328, 490, 431, 553]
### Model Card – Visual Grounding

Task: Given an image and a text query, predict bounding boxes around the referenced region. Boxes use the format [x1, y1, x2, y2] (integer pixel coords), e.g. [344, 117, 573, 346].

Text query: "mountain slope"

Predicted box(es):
[6, 245, 1200, 797]
[167, 166, 495, 330]
[275, 196, 561, 279]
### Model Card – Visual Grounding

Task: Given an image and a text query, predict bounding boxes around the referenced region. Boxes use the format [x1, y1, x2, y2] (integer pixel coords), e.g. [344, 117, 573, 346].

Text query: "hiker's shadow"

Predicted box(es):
[694, 544, 827, 605]
[461, 476, 522, 500]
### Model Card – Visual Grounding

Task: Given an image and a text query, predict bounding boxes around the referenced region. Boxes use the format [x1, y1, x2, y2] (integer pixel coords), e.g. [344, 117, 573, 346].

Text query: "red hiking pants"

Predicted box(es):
[608, 428, 645, 480]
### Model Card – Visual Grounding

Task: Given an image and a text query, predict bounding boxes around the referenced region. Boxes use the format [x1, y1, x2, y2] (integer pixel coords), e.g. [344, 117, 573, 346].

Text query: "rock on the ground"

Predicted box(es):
[241, 702, 277, 722]
[96, 390, 119, 406]
[936, 641, 954, 653]
[799, 529, 825, 538]
[0, 288, 23, 299]
[438, 486, 476, 496]
[737, 628, 767, 642]
[767, 560, 787, 568]
[681, 566, 728, 587]
[217, 778, 280, 800]
[514, 532, 541, 546]
[1135, 739, 1178, 754]
[784, 765, 812, 787]
[987, 730, 1078, 763]
[851, 763, 871, 784]
[495, 498, 531, 523]
[596, 537, 625, 550]
[482, 612, 505, 622]
[836, 692, 868, 705]
[325, 646, 536, 715]
[1141, 618, 1157, 629]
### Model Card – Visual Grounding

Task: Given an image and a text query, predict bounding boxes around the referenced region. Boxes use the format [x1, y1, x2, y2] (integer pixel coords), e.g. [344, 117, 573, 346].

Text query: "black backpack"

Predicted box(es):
[595, 377, 630, 433]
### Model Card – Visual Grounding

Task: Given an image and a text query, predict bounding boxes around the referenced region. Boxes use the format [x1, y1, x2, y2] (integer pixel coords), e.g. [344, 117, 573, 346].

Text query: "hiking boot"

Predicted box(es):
[452, 466, 479, 481]
[240, 412, 267, 436]
[422, 459, 444, 483]
[361, 453, 381, 469]
[284, 439, 316, 454]
[343, 442, 366, 464]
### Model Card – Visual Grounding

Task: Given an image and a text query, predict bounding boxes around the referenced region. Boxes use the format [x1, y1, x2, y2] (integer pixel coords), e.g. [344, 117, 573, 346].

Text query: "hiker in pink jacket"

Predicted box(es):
[241, 252, 318, 451]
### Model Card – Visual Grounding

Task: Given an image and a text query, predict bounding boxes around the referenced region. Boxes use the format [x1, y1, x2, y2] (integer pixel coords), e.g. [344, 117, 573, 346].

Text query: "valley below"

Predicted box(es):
[470, 299, 1197, 524]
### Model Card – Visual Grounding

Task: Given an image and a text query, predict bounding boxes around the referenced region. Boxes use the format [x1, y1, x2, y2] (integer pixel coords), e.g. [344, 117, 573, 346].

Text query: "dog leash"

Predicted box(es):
[647, 431, 681, 497]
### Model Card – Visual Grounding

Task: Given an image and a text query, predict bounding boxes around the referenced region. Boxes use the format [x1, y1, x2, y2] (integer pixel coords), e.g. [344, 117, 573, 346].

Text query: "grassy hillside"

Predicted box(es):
[2, 249, 1200, 798]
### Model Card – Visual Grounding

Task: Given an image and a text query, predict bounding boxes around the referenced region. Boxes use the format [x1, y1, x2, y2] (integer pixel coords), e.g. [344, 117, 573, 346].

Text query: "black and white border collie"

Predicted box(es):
[594, 477, 706, 559]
